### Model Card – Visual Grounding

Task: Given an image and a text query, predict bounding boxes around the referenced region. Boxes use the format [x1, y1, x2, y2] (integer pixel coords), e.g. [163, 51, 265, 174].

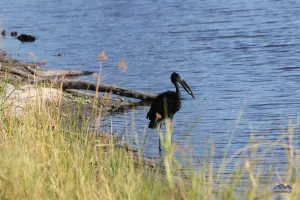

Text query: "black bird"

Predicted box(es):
[147, 72, 195, 129]
[146, 72, 195, 154]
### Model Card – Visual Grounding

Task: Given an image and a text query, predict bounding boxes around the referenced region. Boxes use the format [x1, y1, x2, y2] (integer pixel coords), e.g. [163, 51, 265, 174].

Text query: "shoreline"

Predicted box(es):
[0, 48, 156, 116]
[0, 48, 156, 168]
[0, 48, 133, 115]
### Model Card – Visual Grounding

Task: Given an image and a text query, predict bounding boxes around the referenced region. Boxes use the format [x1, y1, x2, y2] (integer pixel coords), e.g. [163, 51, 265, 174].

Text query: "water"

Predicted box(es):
[1, 0, 300, 183]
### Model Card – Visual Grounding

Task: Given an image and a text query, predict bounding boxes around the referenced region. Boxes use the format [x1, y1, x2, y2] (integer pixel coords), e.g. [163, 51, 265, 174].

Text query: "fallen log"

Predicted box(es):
[65, 89, 95, 98]
[65, 88, 153, 113]
[53, 80, 159, 100]
[0, 63, 159, 100]
[25, 67, 94, 77]
[0, 64, 46, 81]
[112, 100, 152, 113]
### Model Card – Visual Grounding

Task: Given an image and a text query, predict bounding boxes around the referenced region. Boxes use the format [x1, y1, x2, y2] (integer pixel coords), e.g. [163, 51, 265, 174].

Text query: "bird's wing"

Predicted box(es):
[147, 91, 175, 120]
[146, 93, 164, 120]
[146, 104, 154, 119]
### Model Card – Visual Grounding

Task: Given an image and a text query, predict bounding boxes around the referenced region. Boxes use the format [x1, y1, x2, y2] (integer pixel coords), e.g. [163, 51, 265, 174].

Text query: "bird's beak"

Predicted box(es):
[179, 78, 196, 99]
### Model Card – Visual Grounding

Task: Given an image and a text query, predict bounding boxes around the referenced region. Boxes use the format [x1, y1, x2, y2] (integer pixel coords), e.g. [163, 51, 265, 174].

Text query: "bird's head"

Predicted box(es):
[171, 72, 195, 99]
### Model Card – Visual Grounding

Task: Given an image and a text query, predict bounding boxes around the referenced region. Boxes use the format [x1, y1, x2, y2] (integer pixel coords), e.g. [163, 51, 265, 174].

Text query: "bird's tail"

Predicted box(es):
[148, 120, 157, 129]
[148, 119, 163, 129]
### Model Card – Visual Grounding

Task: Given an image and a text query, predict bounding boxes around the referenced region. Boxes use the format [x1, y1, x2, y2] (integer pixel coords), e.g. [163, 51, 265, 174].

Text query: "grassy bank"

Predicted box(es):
[0, 81, 299, 200]
[0, 80, 168, 199]
[0, 53, 299, 199]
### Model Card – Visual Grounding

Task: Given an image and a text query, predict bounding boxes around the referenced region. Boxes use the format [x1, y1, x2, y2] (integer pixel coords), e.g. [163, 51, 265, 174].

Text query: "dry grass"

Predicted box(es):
[0, 52, 299, 199]
[0, 83, 299, 199]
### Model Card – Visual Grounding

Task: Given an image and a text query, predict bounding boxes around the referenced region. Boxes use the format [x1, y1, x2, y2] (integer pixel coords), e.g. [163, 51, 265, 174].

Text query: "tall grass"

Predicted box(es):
[0, 86, 170, 199]
[1, 87, 299, 199]
[0, 54, 299, 199]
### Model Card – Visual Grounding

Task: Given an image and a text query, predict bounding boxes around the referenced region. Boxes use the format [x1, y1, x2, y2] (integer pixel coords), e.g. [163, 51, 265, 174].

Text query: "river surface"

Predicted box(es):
[1, 0, 300, 188]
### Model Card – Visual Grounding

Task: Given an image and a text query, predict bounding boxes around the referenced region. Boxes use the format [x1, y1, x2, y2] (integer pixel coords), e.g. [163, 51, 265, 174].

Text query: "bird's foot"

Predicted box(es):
[159, 146, 162, 158]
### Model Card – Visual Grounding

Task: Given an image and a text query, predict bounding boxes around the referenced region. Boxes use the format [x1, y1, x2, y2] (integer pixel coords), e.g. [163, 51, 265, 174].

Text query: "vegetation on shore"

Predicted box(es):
[0, 51, 299, 199]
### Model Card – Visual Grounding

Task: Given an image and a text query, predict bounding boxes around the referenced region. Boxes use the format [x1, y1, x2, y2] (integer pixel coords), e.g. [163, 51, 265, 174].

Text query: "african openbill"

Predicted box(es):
[146, 72, 195, 155]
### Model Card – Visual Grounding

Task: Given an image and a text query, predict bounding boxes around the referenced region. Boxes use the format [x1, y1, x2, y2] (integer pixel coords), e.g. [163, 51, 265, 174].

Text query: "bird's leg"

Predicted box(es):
[158, 122, 163, 158]
[159, 137, 162, 158]
[170, 118, 173, 144]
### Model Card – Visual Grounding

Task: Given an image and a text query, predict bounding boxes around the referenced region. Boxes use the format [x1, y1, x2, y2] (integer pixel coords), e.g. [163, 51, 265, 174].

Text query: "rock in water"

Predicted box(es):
[11, 31, 18, 37]
[17, 34, 36, 42]
[1, 29, 6, 36]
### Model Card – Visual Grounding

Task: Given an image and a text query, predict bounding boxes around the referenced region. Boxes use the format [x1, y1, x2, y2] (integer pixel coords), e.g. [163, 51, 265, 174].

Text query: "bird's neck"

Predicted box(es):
[174, 82, 181, 100]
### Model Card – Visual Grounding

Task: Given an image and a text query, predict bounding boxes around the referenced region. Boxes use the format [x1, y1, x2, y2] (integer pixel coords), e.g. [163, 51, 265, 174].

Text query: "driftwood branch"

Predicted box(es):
[0, 64, 44, 81]
[54, 80, 158, 100]
[25, 67, 94, 77]
[65, 89, 95, 98]
[0, 62, 158, 100]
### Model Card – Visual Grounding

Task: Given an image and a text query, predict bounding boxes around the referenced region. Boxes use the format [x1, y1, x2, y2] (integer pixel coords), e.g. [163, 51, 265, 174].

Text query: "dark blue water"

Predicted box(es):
[1, 0, 300, 182]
